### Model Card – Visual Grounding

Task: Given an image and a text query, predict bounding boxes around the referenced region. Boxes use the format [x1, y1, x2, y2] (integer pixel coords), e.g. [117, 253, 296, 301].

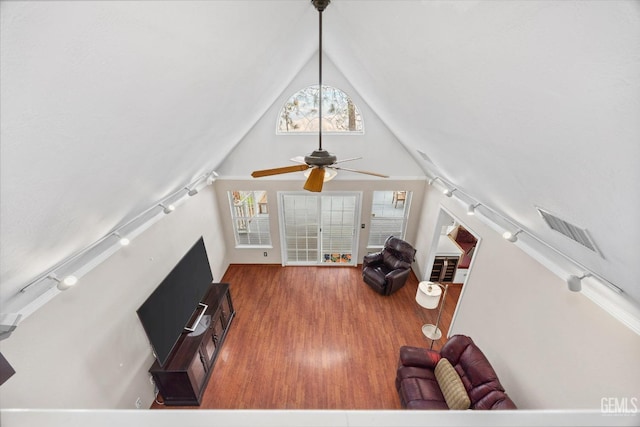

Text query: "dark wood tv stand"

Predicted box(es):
[149, 282, 234, 406]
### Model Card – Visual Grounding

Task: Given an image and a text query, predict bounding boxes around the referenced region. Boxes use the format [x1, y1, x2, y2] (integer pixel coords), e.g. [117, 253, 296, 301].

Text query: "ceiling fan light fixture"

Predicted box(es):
[303, 167, 327, 192]
[304, 167, 336, 182]
[312, 0, 331, 12]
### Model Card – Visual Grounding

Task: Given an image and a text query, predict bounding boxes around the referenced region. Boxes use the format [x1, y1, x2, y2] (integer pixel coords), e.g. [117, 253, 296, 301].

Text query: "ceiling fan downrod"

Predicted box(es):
[313, 0, 330, 152]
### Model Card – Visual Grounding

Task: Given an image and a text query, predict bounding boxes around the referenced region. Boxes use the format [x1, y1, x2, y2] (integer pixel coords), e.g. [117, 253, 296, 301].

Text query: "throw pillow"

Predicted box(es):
[434, 358, 471, 410]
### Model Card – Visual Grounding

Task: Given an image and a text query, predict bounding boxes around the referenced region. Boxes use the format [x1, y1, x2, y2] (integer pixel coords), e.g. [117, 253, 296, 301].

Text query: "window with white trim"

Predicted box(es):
[367, 191, 411, 247]
[228, 191, 272, 247]
[277, 85, 363, 134]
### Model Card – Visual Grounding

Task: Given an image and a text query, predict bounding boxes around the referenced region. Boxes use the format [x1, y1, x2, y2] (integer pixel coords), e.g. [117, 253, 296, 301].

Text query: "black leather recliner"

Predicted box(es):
[362, 236, 416, 295]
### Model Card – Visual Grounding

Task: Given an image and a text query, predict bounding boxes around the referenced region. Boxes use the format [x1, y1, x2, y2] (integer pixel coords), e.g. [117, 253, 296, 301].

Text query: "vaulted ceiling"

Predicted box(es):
[2, 1, 639, 312]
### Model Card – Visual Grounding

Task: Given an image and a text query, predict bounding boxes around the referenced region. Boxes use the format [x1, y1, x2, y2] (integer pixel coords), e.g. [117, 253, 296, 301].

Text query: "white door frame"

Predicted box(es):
[423, 205, 481, 337]
[277, 191, 362, 266]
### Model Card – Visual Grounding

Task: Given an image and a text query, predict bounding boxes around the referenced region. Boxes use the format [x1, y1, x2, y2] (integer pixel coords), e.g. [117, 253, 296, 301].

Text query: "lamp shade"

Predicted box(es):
[416, 281, 441, 309]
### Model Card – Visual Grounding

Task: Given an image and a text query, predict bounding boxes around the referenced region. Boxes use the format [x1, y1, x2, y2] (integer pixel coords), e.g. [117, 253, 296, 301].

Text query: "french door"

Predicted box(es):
[279, 192, 361, 265]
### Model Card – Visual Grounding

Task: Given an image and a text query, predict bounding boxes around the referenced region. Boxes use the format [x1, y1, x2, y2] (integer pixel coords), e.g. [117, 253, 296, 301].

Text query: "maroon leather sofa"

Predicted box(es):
[396, 335, 517, 410]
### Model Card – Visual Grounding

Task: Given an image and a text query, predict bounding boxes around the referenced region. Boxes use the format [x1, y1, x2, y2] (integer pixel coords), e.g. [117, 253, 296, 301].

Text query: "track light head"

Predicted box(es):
[502, 229, 523, 242]
[428, 177, 455, 197]
[48, 274, 78, 291]
[467, 203, 480, 216]
[159, 203, 175, 214]
[567, 275, 582, 292]
[442, 187, 456, 197]
[567, 273, 590, 292]
[206, 171, 219, 185]
[428, 176, 442, 186]
[113, 232, 130, 246]
[185, 187, 198, 197]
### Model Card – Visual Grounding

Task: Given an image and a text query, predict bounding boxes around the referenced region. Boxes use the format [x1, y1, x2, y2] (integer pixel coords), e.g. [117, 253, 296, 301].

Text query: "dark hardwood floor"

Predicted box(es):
[152, 264, 462, 410]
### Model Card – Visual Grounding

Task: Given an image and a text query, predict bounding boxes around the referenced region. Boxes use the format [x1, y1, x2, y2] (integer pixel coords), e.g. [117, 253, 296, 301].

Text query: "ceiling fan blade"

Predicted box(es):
[331, 166, 389, 178]
[251, 164, 309, 178]
[334, 157, 362, 164]
[290, 156, 306, 164]
[303, 168, 325, 192]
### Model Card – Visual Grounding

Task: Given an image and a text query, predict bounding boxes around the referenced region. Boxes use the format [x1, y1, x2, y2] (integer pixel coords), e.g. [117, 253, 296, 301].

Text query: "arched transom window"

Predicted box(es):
[277, 85, 363, 134]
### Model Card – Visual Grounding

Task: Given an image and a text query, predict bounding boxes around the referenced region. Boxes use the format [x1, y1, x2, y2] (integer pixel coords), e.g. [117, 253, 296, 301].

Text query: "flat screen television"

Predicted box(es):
[137, 237, 213, 367]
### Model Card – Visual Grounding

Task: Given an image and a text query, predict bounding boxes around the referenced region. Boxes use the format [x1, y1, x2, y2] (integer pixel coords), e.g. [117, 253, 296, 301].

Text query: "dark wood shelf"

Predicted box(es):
[150, 283, 234, 406]
[429, 256, 458, 282]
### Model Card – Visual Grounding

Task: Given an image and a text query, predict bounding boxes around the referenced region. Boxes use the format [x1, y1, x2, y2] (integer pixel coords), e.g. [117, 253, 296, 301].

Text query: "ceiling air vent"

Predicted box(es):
[536, 207, 603, 257]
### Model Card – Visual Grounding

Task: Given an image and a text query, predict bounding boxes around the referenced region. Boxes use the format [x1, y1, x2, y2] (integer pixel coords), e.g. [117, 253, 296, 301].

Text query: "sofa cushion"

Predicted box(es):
[434, 358, 471, 410]
[399, 376, 449, 410]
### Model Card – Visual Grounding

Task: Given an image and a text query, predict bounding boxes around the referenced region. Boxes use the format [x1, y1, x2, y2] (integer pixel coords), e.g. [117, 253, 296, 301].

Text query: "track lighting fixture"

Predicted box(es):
[502, 229, 523, 242]
[428, 177, 456, 197]
[467, 203, 480, 216]
[159, 203, 175, 214]
[567, 273, 590, 292]
[113, 232, 130, 246]
[428, 176, 444, 186]
[206, 171, 219, 185]
[417, 169, 633, 330]
[47, 274, 78, 291]
[442, 187, 456, 197]
[10, 164, 226, 325]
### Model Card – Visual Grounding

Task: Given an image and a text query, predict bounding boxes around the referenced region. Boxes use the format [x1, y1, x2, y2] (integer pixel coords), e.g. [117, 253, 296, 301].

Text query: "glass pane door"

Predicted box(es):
[280, 193, 319, 264]
[279, 192, 360, 265]
[320, 194, 358, 264]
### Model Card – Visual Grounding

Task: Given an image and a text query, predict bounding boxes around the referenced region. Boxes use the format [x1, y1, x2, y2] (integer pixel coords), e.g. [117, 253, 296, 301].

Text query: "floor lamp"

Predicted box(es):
[415, 281, 449, 349]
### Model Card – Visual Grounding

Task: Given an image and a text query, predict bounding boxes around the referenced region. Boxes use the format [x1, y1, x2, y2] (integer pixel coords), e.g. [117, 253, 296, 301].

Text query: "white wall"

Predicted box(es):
[0, 186, 228, 409]
[414, 184, 640, 409]
[214, 52, 427, 265]
[216, 54, 425, 181]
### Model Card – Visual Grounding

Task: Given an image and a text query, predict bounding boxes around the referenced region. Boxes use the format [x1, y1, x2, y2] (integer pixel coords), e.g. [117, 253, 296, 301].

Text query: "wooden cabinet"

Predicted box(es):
[150, 283, 234, 406]
[453, 267, 468, 284]
[430, 235, 462, 282]
[429, 256, 459, 282]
